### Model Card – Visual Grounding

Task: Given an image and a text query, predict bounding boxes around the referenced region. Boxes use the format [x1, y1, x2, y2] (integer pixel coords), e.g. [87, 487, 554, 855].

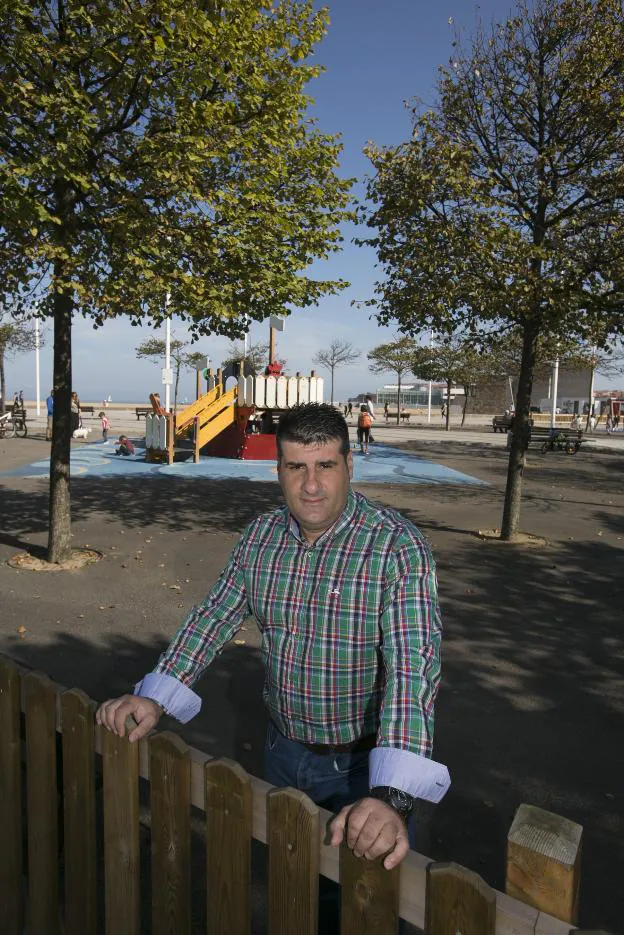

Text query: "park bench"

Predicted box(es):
[79, 405, 95, 415]
[492, 414, 514, 432]
[386, 410, 412, 422]
[135, 407, 152, 420]
[527, 426, 584, 453]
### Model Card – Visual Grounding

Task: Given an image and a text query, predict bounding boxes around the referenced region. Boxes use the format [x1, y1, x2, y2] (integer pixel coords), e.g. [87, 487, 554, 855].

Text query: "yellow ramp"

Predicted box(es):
[173, 385, 238, 461]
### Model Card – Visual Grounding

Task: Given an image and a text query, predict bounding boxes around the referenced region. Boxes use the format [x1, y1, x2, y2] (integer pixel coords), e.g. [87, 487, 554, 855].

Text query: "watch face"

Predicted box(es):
[390, 788, 413, 812]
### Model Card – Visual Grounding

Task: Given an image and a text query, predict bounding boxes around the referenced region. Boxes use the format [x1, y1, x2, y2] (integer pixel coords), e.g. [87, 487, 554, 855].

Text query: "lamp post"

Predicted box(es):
[35, 316, 41, 416]
[550, 353, 559, 429]
[427, 328, 434, 424]
[163, 293, 172, 412]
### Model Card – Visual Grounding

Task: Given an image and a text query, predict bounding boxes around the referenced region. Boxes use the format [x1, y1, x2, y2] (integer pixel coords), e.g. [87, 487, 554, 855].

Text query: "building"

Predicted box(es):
[375, 383, 446, 408]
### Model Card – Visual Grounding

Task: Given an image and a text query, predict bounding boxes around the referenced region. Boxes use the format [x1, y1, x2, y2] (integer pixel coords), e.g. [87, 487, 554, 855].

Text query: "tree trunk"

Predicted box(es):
[585, 362, 595, 431]
[330, 366, 335, 406]
[47, 286, 73, 563]
[0, 351, 5, 415]
[461, 384, 469, 427]
[500, 319, 540, 541]
[445, 380, 451, 431]
[396, 372, 401, 424]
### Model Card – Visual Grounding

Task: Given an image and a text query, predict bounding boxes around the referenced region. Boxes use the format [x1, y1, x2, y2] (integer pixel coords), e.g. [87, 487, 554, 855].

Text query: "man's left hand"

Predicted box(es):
[329, 797, 409, 870]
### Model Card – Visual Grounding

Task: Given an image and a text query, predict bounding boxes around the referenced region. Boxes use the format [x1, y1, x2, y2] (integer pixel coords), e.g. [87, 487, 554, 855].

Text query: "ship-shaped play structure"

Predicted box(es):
[145, 365, 324, 464]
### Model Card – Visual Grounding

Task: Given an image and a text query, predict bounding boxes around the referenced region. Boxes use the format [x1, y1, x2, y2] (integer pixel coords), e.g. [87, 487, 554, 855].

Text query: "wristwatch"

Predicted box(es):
[369, 786, 415, 823]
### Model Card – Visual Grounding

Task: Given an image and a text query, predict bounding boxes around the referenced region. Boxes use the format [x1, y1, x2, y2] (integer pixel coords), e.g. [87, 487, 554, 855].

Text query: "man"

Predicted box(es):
[97, 404, 449, 869]
[45, 389, 54, 441]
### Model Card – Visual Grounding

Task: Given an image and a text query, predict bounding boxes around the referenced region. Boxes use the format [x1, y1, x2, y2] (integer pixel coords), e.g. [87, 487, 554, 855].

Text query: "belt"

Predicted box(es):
[298, 733, 376, 756]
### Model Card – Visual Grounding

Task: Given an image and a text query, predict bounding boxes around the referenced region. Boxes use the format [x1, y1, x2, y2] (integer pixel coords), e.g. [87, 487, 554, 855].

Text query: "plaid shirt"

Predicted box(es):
[154, 490, 442, 757]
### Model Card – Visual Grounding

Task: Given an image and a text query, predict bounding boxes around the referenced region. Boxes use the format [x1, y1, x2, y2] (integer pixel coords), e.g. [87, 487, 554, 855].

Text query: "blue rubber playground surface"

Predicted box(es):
[1, 439, 486, 486]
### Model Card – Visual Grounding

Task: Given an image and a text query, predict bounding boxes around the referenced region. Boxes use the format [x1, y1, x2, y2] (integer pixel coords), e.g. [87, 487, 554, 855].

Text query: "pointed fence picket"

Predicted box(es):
[0, 655, 616, 935]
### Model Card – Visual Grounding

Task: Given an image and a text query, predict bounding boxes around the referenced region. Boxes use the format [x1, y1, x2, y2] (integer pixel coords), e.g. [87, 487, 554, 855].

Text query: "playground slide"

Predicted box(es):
[174, 384, 238, 455]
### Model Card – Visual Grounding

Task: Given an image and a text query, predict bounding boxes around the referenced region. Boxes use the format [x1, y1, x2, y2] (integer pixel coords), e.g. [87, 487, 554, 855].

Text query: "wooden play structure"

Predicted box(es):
[145, 368, 324, 464]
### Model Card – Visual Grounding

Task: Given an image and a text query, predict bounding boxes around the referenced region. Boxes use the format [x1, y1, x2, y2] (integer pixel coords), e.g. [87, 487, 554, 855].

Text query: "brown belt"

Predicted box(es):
[298, 733, 376, 756]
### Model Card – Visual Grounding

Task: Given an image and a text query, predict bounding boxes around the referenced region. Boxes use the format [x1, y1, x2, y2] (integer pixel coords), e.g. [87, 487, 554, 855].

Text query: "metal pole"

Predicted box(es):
[550, 355, 559, 428]
[508, 375, 515, 410]
[35, 316, 41, 415]
[165, 295, 171, 413]
[427, 329, 433, 424]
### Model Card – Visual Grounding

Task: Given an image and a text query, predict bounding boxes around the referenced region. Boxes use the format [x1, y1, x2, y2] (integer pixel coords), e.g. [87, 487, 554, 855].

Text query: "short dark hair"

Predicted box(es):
[276, 403, 350, 458]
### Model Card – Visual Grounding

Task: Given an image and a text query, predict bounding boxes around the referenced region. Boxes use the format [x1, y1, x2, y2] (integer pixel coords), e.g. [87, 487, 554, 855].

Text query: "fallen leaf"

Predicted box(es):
[17, 625, 26, 634]
[234, 639, 246, 645]
[169, 584, 181, 590]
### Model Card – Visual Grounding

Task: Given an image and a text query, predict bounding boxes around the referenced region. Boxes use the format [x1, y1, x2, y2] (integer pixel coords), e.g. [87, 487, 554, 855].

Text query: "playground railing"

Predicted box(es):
[0, 655, 611, 935]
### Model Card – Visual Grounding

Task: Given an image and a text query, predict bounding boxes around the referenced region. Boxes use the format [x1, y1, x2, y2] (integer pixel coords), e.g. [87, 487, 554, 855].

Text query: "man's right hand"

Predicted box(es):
[96, 694, 163, 743]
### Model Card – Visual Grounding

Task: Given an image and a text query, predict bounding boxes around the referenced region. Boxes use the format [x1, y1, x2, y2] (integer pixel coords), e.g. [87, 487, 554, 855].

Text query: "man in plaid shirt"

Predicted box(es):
[98, 403, 449, 868]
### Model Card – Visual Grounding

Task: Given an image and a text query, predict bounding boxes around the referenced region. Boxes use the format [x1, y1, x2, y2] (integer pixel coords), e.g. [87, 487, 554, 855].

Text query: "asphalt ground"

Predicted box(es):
[0, 425, 623, 932]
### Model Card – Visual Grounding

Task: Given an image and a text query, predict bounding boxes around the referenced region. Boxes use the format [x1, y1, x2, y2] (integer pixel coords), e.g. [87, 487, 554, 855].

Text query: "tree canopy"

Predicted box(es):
[136, 336, 205, 410]
[367, 337, 417, 424]
[0, 0, 351, 561]
[361, 0, 624, 537]
[0, 312, 39, 413]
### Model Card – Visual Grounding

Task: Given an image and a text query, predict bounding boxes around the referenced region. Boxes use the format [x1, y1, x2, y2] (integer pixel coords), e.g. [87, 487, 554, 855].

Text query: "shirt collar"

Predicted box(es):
[286, 488, 358, 547]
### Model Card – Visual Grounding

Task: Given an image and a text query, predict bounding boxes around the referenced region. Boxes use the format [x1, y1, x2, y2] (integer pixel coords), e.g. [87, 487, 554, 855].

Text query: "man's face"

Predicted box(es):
[278, 438, 353, 543]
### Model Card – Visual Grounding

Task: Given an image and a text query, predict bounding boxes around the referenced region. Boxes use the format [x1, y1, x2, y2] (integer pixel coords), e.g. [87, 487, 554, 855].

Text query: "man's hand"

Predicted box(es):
[95, 694, 163, 743]
[329, 797, 409, 870]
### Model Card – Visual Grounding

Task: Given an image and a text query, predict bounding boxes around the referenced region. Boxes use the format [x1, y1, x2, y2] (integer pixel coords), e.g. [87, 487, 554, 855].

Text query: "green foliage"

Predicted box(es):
[368, 337, 418, 378]
[136, 335, 207, 408]
[223, 340, 271, 374]
[360, 0, 624, 536]
[0, 312, 39, 412]
[0, 0, 352, 333]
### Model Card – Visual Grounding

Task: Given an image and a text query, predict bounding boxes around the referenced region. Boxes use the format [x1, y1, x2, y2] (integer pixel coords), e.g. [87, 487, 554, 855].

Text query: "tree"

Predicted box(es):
[136, 337, 206, 412]
[312, 339, 360, 404]
[367, 337, 417, 423]
[411, 337, 495, 430]
[0, 0, 351, 562]
[223, 340, 271, 375]
[0, 312, 39, 413]
[361, 0, 624, 539]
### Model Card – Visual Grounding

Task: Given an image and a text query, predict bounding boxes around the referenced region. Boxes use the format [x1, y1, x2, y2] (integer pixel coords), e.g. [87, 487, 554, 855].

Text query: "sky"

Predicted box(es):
[7, 0, 616, 404]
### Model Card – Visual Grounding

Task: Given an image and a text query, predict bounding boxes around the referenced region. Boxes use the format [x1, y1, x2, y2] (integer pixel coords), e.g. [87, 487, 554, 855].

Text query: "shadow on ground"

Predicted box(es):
[0, 446, 623, 932]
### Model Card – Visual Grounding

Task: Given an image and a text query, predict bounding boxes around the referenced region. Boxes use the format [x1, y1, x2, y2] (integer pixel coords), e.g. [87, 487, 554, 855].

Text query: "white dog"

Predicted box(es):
[72, 426, 91, 439]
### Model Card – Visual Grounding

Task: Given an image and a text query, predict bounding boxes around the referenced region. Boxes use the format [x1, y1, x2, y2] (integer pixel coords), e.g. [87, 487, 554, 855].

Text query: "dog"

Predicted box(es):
[72, 426, 91, 439]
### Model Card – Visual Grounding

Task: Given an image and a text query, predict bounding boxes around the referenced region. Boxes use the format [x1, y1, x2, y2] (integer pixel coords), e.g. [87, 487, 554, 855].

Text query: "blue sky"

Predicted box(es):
[8, 0, 614, 403]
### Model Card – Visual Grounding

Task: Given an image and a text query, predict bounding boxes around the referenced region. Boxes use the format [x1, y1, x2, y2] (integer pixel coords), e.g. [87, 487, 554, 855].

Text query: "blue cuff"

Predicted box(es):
[369, 747, 450, 803]
[134, 672, 202, 724]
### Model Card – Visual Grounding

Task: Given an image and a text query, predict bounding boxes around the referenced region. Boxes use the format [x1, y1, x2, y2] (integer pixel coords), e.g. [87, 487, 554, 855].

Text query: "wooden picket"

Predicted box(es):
[24, 671, 61, 935]
[101, 719, 141, 935]
[205, 759, 252, 935]
[0, 655, 618, 935]
[150, 732, 192, 935]
[60, 689, 97, 935]
[0, 656, 23, 935]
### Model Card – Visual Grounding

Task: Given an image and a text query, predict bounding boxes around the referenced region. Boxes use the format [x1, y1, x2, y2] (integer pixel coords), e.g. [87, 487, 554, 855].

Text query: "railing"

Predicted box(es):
[0, 656, 612, 935]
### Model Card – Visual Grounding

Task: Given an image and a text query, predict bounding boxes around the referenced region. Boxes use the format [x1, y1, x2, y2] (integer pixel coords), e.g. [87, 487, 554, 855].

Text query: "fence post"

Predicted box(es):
[205, 758, 252, 935]
[268, 787, 320, 935]
[0, 657, 23, 935]
[61, 689, 97, 935]
[24, 671, 61, 935]
[340, 848, 400, 935]
[101, 721, 141, 935]
[425, 862, 496, 935]
[506, 803, 582, 925]
[150, 732, 191, 935]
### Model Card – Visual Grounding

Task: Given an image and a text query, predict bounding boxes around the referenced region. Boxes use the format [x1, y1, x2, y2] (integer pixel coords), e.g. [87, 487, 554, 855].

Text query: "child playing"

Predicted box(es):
[115, 435, 135, 456]
[357, 404, 373, 454]
[98, 410, 110, 442]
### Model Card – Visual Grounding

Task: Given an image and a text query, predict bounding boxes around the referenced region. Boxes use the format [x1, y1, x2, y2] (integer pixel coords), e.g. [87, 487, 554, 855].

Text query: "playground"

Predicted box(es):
[0, 422, 623, 930]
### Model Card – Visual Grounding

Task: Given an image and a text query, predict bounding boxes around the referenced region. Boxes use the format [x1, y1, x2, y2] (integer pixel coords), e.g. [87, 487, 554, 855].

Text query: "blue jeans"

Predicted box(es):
[264, 721, 370, 813]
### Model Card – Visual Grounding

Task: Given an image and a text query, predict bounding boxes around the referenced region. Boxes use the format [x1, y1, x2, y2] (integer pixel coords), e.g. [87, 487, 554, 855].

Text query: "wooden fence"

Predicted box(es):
[0, 657, 613, 935]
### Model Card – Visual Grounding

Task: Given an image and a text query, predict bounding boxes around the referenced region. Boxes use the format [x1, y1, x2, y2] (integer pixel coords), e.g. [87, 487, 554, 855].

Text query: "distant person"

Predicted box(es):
[606, 414, 613, 433]
[99, 411, 111, 442]
[46, 389, 54, 441]
[347, 401, 353, 418]
[384, 402, 389, 422]
[343, 403, 348, 417]
[70, 391, 81, 434]
[115, 435, 135, 456]
[571, 413, 582, 430]
[357, 404, 373, 454]
[589, 414, 597, 432]
[614, 413, 620, 431]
